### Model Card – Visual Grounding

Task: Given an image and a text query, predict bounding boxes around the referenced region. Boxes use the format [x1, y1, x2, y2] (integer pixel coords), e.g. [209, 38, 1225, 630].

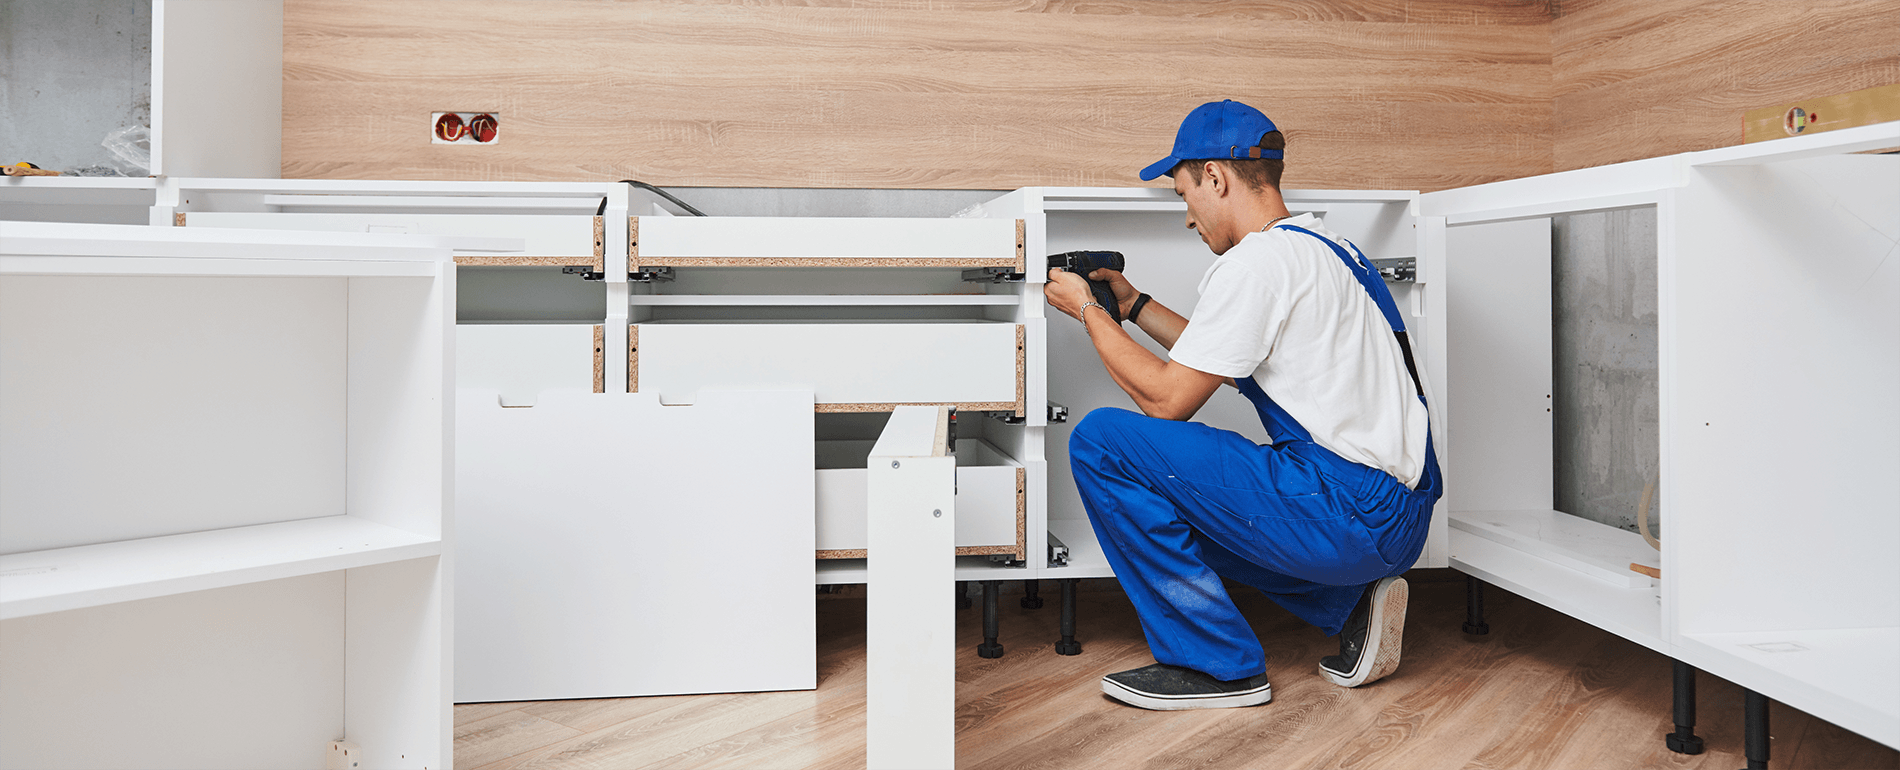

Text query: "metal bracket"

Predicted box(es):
[988, 403, 1068, 425]
[629, 267, 676, 283]
[961, 267, 1027, 283]
[1048, 532, 1070, 567]
[562, 265, 605, 281]
[1372, 257, 1416, 283]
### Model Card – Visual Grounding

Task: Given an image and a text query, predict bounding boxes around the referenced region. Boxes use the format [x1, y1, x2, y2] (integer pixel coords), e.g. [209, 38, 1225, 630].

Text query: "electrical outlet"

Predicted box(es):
[432, 112, 501, 144]
[326, 740, 362, 770]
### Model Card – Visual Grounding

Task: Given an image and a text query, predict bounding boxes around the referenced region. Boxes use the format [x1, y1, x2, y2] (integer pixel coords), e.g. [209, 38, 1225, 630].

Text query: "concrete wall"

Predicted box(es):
[1551, 208, 1661, 535]
[0, 0, 151, 174]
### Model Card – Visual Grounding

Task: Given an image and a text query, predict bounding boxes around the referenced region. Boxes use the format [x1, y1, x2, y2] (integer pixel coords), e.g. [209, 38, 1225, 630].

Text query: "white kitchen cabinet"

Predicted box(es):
[0, 221, 455, 769]
[1420, 121, 1900, 749]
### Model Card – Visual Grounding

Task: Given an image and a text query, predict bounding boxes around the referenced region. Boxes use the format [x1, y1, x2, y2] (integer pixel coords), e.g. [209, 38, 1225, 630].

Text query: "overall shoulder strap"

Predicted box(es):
[1273, 223, 1423, 398]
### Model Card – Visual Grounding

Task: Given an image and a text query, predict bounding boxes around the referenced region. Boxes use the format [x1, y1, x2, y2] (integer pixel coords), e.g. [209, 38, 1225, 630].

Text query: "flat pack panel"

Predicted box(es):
[184, 212, 599, 261]
[347, 275, 449, 538]
[636, 217, 1019, 265]
[635, 322, 1018, 407]
[152, 0, 280, 178]
[345, 557, 448, 770]
[865, 407, 956, 769]
[0, 573, 344, 770]
[455, 389, 814, 701]
[1670, 156, 1900, 635]
[1446, 217, 1555, 512]
[457, 324, 597, 407]
[0, 275, 346, 554]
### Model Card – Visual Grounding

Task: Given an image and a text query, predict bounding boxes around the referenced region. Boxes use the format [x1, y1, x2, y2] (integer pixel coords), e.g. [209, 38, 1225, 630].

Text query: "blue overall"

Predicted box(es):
[1070, 225, 1443, 681]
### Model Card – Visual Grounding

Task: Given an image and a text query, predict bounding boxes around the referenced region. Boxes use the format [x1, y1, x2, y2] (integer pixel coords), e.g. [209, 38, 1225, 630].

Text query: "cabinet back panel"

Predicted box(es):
[1445, 218, 1555, 512]
[0, 275, 347, 554]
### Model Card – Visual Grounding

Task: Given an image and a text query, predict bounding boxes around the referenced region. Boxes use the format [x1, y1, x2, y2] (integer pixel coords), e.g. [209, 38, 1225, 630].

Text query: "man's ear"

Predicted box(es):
[1204, 161, 1228, 196]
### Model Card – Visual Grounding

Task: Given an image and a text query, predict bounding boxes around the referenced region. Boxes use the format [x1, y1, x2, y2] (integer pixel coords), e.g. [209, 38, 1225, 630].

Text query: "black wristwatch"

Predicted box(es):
[1126, 293, 1153, 324]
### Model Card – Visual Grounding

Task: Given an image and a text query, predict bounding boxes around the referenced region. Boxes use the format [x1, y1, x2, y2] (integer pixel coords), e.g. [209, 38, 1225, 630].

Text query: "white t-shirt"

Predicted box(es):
[1168, 214, 1429, 488]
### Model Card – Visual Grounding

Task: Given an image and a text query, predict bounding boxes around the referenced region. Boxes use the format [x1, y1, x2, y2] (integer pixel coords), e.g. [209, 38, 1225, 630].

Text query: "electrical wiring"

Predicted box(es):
[597, 180, 707, 217]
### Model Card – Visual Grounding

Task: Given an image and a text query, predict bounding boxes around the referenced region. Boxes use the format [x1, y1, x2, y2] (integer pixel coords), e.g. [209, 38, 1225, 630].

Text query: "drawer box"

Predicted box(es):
[815, 438, 1025, 560]
[631, 321, 1023, 415]
[183, 212, 606, 270]
[458, 323, 604, 405]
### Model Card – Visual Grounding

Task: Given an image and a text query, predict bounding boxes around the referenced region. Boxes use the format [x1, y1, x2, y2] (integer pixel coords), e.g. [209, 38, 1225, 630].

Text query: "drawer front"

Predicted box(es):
[183, 212, 605, 270]
[457, 323, 603, 405]
[633, 323, 1023, 414]
[634, 216, 1023, 270]
[816, 465, 1024, 560]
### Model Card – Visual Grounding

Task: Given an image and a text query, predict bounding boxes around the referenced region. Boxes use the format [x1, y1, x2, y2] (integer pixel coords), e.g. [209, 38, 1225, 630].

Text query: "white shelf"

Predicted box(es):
[1677, 628, 1899, 749]
[1040, 518, 1117, 580]
[0, 176, 158, 205]
[631, 293, 1019, 307]
[1450, 509, 1657, 588]
[0, 221, 457, 274]
[1450, 524, 1664, 654]
[0, 515, 440, 620]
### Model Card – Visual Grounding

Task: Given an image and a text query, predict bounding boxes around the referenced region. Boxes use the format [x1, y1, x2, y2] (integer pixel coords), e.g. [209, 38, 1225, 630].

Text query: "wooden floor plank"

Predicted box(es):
[454, 574, 1900, 770]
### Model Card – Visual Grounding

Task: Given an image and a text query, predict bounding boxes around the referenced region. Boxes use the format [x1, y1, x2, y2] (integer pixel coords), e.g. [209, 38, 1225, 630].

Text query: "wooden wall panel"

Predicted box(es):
[1551, 0, 1900, 172]
[282, 1, 1551, 191]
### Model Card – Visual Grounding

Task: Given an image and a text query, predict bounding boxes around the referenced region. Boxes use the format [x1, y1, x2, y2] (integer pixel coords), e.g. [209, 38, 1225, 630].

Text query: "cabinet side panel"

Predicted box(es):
[348, 275, 445, 538]
[0, 573, 345, 770]
[153, 0, 281, 177]
[0, 275, 347, 553]
[345, 557, 446, 770]
[1671, 156, 1900, 634]
[1445, 218, 1555, 511]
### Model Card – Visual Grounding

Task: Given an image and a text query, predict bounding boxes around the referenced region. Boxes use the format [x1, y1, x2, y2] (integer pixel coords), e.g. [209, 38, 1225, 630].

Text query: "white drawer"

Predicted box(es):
[631, 321, 1023, 415]
[183, 212, 605, 270]
[815, 438, 1024, 560]
[633, 216, 1022, 270]
[457, 323, 603, 405]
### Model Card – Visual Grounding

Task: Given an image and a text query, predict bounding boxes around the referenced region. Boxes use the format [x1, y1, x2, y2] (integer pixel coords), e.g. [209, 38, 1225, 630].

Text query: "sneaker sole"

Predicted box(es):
[1100, 678, 1272, 711]
[1320, 577, 1407, 688]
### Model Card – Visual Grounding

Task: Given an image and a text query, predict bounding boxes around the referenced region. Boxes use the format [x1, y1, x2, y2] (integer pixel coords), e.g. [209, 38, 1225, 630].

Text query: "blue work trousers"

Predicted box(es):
[1070, 397, 1437, 681]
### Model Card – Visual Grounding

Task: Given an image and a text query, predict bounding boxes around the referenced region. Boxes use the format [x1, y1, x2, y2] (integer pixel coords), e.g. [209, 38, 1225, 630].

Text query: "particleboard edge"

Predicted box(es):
[454, 255, 589, 267]
[1015, 466, 1027, 562]
[592, 215, 605, 271]
[628, 217, 639, 270]
[592, 325, 605, 394]
[816, 402, 1016, 414]
[174, 212, 186, 227]
[642, 256, 1020, 268]
[627, 324, 638, 394]
[1015, 219, 1026, 272]
[1015, 324, 1026, 418]
[816, 549, 867, 560]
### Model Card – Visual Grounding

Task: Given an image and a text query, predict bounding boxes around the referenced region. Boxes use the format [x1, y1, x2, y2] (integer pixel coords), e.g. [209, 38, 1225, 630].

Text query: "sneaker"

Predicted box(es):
[1100, 663, 1272, 710]
[1319, 576, 1408, 688]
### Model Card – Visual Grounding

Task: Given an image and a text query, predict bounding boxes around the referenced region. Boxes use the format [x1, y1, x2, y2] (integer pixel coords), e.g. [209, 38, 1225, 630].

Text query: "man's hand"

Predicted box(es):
[1087, 268, 1141, 319]
[1046, 267, 1098, 321]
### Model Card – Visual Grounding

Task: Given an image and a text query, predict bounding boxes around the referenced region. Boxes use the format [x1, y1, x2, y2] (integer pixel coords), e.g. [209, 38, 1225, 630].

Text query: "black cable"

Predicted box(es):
[596, 179, 707, 217]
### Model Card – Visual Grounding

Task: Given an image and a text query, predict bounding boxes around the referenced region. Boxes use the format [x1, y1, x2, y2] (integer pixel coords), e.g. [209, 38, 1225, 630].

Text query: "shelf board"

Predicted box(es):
[1450, 509, 1658, 588]
[1677, 627, 1899, 749]
[631, 294, 1019, 307]
[1040, 518, 1117, 580]
[1, 221, 454, 276]
[1449, 522, 1664, 654]
[0, 515, 440, 620]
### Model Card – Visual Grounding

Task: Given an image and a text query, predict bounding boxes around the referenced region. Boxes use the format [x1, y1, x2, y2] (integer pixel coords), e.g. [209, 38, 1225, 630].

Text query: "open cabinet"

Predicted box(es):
[0, 221, 455, 769]
[1421, 121, 1900, 749]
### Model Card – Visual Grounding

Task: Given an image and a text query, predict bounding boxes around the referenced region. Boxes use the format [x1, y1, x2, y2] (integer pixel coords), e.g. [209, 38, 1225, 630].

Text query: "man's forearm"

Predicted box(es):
[1083, 305, 1221, 420]
[1131, 298, 1189, 350]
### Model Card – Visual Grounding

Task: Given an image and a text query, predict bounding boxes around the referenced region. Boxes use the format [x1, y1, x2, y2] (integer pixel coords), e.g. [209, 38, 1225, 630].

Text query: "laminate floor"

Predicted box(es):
[455, 572, 1898, 769]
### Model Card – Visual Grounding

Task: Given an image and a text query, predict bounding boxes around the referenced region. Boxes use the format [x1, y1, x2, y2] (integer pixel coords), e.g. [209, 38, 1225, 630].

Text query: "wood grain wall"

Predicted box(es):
[281, 1, 1552, 191]
[281, 1, 1899, 190]
[1551, 0, 1900, 172]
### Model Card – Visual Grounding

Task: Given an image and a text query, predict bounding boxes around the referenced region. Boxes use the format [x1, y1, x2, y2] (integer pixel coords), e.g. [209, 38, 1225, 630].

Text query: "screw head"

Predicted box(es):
[933, 509, 942, 518]
[891, 460, 900, 469]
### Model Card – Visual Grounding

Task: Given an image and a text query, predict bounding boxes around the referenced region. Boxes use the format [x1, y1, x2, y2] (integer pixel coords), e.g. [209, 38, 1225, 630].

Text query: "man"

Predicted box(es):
[1045, 100, 1441, 710]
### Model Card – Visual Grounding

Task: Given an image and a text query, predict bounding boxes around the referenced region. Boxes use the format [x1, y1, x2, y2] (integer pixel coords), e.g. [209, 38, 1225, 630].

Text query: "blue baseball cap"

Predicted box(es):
[1138, 100, 1283, 181]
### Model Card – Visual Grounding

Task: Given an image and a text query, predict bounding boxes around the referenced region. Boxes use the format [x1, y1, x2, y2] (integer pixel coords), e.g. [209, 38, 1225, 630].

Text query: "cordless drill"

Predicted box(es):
[1048, 250, 1127, 323]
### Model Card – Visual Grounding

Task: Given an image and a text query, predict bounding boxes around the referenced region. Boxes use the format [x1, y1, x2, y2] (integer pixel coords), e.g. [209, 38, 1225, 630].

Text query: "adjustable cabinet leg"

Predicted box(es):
[1744, 689, 1771, 770]
[1666, 659, 1705, 754]
[1462, 574, 1491, 635]
[978, 580, 1004, 658]
[956, 581, 971, 611]
[1021, 579, 1044, 609]
[1055, 578, 1082, 655]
